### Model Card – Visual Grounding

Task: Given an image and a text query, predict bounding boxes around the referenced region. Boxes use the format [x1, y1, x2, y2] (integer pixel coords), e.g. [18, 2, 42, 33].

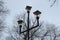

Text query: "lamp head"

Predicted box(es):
[25, 6, 32, 11]
[17, 20, 23, 24]
[33, 10, 41, 15]
[33, 10, 41, 19]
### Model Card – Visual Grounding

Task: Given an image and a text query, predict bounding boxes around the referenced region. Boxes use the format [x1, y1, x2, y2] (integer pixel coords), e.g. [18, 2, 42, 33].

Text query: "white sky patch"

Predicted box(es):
[5, 0, 60, 27]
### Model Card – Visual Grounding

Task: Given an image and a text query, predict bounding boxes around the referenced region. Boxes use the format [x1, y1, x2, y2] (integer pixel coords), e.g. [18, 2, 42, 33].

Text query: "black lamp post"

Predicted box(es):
[25, 6, 32, 40]
[17, 6, 41, 40]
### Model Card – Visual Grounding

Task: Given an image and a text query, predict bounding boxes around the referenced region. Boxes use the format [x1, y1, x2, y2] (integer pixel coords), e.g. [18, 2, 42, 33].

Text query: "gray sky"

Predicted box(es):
[5, 0, 60, 27]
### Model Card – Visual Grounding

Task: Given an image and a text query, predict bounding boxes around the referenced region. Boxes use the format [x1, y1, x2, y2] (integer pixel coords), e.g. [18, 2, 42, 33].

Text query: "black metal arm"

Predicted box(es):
[21, 25, 39, 33]
[20, 18, 39, 34]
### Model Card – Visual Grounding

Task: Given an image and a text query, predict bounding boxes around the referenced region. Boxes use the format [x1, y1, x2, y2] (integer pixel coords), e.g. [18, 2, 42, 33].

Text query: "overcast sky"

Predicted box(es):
[5, 0, 60, 27]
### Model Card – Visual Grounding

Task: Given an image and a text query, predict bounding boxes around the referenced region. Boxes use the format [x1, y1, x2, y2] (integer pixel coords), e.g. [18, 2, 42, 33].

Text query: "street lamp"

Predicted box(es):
[33, 10, 41, 26]
[17, 6, 41, 40]
[25, 6, 32, 40]
[17, 20, 23, 34]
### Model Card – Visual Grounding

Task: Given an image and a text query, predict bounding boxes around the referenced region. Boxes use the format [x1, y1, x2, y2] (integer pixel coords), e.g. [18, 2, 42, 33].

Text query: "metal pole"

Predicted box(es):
[36, 16, 39, 26]
[19, 25, 22, 34]
[27, 11, 30, 40]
